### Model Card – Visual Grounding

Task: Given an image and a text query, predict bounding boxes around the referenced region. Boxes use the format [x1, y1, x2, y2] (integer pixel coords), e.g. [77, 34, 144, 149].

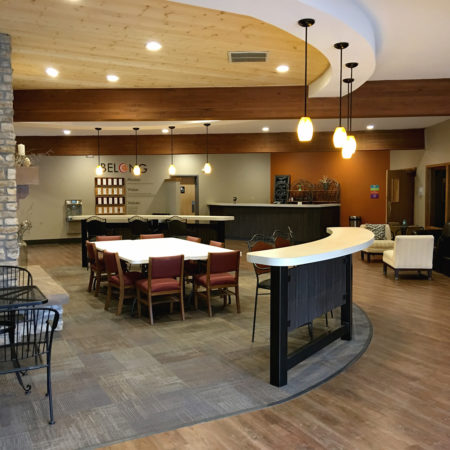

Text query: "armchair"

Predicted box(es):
[360, 224, 394, 262]
[383, 235, 434, 280]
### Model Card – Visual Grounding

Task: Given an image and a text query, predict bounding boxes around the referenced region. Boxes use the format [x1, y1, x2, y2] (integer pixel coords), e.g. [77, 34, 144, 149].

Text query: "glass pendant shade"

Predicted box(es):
[203, 162, 212, 174]
[95, 165, 103, 176]
[346, 135, 357, 154]
[168, 164, 176, 176]
[341, 144, 353, 159]
[133, 164, 141, 176]
[333, 126, 347, 148]
[297, 116, 313, 142]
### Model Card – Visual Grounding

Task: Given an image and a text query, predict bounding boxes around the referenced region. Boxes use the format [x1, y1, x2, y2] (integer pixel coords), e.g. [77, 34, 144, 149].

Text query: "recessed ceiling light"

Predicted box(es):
[262, 127, 270, 132]
[162, 128, 169, 134]
[63, 129, 71, 135]
[46, 67, 59, 78]
[366, 124, 375, 130]
[146, 41, 162, 51]
[106, 74, 119, 82]
[276, 65, 289, 73]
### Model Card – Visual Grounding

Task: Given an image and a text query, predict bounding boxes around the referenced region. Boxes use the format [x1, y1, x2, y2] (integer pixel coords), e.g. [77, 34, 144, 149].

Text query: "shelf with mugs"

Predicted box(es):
[95, 177, 126, 215]
[289, 178, 340, 203]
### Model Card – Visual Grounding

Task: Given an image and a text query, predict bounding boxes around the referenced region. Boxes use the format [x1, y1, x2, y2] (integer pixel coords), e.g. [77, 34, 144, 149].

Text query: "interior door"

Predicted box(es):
[386, 169, 416, 224]
[179, 183, 196, 215]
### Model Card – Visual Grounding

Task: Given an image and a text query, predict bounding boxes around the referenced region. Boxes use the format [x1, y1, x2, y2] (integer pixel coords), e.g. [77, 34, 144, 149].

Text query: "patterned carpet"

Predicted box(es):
[0, 262, 371, 450]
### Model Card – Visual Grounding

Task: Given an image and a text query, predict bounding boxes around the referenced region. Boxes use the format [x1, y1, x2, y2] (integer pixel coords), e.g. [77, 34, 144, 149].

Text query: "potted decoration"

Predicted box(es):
[320, 175, 330, 190]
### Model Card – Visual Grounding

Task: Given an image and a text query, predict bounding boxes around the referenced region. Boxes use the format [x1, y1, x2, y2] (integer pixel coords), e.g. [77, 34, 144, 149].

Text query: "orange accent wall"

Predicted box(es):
[271, 151, 390, 226]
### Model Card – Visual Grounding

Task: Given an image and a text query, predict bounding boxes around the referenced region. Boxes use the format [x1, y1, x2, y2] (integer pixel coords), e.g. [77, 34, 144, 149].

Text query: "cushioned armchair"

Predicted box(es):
[360, 224, 394, 262]
[383, 235, 434, 280]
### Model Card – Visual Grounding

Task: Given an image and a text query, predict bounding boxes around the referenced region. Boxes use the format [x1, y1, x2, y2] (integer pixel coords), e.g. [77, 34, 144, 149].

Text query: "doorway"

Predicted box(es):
[426, 163, 450, 228]
[386, 168, 416, 224]
[166, 175, 199, 215]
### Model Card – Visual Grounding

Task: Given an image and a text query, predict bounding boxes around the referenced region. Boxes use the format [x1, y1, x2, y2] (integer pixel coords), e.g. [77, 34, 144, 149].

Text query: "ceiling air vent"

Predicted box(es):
[228, 51, 268, 63]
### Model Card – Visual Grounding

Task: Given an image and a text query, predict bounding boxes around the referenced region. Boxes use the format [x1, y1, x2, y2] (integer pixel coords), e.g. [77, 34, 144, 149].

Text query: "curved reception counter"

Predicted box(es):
[208, 202, 340, 243]
[247, 227, 374, 387]
[68, 214, 234, 267]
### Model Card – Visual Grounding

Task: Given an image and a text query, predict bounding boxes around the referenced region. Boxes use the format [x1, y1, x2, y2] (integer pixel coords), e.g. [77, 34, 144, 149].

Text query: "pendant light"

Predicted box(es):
[341, 78, 354, 159]
[202, 123, 212, 174]
[132, 127, 141, 176]
[95, 127, 103, 176]
[168, 125, 176, 176]
[332, 42, 349, 148]
[346, 62, 358, 155]
[297, 18, 315, 142]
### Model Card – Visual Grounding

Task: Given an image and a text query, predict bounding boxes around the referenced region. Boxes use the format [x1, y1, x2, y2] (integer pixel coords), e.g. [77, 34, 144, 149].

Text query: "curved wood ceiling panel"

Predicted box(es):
[1, 0, 329, 89]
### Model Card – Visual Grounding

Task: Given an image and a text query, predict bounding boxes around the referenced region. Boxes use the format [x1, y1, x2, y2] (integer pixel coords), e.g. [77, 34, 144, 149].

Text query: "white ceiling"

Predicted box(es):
[14, 117, 450, 136]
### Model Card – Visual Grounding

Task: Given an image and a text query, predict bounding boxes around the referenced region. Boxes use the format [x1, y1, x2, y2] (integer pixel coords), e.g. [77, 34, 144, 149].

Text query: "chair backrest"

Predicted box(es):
[86, 241, 96, 264]
[103, 250, 120, 275]
[361, 223, 391, 240]
[209, 240, 224, 248]
[0, 265, 33, 288]
[247, 240, 273, 274]
[128, 216, 148, 237]
[393, 235, 434, 268]
[0, 307, 59, 371]
[271, 229, 293, 248]
[86, 216, 107, 239]
[187, 235, 201, 243]
[167, 216, 188, 237]
[140, 233, 164, 239]
[208, 251, 240, 279]
[96, 235, 122, 241]
[149, 255, 184, 280]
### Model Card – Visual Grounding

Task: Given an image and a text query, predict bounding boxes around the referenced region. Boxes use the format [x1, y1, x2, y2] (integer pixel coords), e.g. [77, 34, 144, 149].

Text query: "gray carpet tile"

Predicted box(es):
[0, 263, 371, 449]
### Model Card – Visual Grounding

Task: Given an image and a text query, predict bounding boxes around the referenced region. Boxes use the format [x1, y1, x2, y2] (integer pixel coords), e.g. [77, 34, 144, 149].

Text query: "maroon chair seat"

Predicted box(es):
[193, 250, 240, 317]
[103, 250, 143, 315]
[136, 255, 185, 325]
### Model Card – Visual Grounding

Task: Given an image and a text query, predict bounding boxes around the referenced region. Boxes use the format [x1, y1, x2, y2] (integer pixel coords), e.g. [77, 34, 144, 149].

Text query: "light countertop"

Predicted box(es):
[208, 202, 340, 208]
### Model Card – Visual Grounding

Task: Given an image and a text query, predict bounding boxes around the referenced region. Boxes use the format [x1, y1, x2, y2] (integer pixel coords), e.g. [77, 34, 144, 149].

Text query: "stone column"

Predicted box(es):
[0, 33, 18, 264]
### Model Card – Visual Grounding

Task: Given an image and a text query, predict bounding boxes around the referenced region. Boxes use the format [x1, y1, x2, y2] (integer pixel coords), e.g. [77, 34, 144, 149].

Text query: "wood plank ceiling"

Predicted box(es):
[0, 0, 329, 89]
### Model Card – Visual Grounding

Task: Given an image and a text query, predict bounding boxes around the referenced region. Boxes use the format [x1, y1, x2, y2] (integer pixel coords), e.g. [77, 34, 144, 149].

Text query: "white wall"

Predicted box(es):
[390, 119, 450, 225]
[17, 153, 270, 240]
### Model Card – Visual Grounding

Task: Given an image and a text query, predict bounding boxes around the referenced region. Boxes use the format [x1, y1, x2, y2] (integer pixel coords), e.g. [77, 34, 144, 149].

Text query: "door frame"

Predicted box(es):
[425, 162, 450, 228]
[167, 175, 199, 215]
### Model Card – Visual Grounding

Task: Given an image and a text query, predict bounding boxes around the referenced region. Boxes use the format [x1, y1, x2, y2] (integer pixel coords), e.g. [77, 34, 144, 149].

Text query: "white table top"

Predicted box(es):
[94, 238, 232, 265]
[246, 227, 374, 267]
[68, 214, 234, 222]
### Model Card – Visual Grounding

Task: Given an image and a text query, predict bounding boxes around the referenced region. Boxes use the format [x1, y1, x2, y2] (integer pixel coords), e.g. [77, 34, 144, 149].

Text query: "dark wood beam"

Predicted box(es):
[19, 129, 424, 156]
[13, 79, 450, 121]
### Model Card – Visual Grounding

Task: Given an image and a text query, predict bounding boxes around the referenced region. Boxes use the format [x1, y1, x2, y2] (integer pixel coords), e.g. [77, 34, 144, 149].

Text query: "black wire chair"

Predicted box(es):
[86, 216, 107, 241]
[128, 215, 149, 239]
[167, 216, 188, 238]
[0, 306, 59, 424]
[0, 265, 33, 288]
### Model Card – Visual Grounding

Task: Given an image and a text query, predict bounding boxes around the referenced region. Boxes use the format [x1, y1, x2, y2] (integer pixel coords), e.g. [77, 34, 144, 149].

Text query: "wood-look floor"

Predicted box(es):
[28, 242, 450, 450]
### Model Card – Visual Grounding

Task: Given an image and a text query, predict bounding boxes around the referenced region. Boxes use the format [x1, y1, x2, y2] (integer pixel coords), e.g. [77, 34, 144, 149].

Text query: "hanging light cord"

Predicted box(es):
[339, 48, 343, 127]
[96, 127, 101, 166]
[170, 127, 174, 164]
[134, 127, 139, 166]
[347, 81, 351, 132]
[205, 123, 210, 163]
[304, 26, 308, 117]
[350, 67, 354, 133]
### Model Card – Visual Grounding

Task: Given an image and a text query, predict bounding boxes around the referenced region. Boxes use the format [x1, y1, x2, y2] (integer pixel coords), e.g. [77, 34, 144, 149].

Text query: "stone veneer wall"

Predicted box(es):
[0, 33, 18, 264]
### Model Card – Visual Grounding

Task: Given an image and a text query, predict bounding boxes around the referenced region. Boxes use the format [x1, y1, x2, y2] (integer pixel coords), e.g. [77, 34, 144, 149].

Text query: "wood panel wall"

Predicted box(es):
[13, 79, 450, 121]
[18, 129, 424, 156]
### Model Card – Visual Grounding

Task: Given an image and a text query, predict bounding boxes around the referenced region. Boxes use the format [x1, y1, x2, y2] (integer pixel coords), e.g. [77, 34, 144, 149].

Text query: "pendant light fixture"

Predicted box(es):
[168, 125, 176, 176]
[341, 77, 354, 159]
[132, 127, 141, 176]
[95, 127, 103, 176]
[345, 62, 358, 156]
[297, 18, 315, 142]
[202, 123, 212, 174]
[332, 42, 349, 148]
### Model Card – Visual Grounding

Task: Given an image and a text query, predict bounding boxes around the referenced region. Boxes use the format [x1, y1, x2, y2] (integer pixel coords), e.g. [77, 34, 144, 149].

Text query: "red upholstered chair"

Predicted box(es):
[135, 255, 185, 324]
[140, 234, 164, 239]
[184, 236, 202, 283]
[209, 240, 225, 248]
[194, 250, 240, 317]
[96, 235, 122, 241]
[187, 235, 201, 243]
[86, 241, 107, 297]
[103, 250, 143, 315]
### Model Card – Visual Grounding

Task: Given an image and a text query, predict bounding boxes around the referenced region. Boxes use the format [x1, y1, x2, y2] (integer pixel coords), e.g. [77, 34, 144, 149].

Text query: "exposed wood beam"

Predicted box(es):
[20, 129, 424, 156]
[13, 79, 450, 122]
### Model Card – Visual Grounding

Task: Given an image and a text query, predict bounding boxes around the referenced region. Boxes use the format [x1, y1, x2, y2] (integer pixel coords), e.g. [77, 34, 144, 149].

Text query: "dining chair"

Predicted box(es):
[0, 306, 59, 424]
[209, 240, 225, 248]
[187, 235, 201, 243]
[86, 241, 107, 296]
[86, 215, 107, 241]
[247, 236, 273, 342]
[0, 265, 33, 288]
[167, 216, 188, 238]
[96, 235, 122, 241]
[271, 228, 294, 248]
[135, 255, 185, 324]
[193, 250, 240, 317]
[140, 233, 164, 239]
[103, 251, 143, 315]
